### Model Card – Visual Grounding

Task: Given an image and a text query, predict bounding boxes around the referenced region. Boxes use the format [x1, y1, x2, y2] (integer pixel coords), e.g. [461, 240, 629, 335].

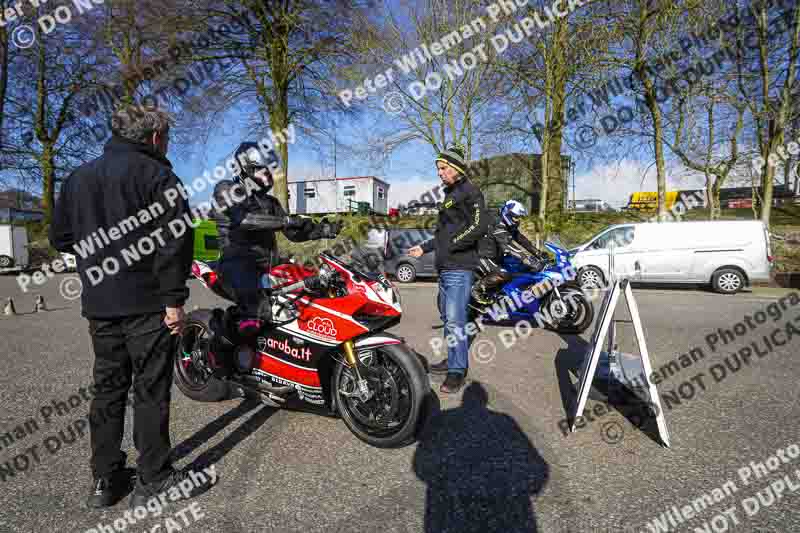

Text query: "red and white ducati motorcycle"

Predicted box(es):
[176, 252, 430, 448]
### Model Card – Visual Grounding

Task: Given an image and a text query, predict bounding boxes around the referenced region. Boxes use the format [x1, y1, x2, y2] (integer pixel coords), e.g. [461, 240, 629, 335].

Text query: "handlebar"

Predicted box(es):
[270, 274, 326, 297]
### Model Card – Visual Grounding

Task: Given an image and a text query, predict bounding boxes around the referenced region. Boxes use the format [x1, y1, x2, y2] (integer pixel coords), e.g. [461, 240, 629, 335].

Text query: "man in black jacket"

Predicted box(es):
[211, 141, 342, 337]
[409, 145, 488, 393]
[50, 106, 205, 509]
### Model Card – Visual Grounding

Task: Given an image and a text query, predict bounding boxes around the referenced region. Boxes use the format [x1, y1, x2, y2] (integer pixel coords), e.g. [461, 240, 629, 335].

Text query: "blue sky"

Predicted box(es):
[169, 102, 710, 211]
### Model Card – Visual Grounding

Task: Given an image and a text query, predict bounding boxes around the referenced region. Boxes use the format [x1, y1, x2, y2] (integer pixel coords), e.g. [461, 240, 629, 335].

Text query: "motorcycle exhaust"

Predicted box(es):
[237, 374, 296, 400]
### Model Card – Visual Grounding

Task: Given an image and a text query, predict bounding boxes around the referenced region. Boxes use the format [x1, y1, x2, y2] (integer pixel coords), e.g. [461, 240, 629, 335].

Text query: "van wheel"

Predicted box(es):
[712, 268, 744, 294]
[395, 263, 417, 283]
[579, 266, 605, 288]
[0, 255, 13, 268]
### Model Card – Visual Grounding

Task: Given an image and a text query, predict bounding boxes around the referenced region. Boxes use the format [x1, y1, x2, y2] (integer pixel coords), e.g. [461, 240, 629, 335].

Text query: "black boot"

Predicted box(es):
[430, 360, 468, 378]
[86, 468, 136, 508]
[471, 281, 493, 305]
[440, 372, 466, 394]
[429, 359, 449, 374]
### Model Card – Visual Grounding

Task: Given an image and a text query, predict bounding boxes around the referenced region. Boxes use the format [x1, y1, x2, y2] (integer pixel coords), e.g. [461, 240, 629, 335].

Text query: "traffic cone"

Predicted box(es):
[35, 295, 46, 312]
[4, 298, 16, 316]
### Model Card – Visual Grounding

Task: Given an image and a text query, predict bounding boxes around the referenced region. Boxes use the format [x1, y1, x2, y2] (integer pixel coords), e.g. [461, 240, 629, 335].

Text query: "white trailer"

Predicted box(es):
[289, 176, 390, 214]
[0, 224, 29, 270]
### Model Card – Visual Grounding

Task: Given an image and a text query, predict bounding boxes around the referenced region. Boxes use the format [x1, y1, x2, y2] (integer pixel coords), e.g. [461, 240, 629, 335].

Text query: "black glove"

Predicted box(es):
[304, 275, 325, 291]
[285, 215, 307, 229]
[320, 219, 343, 239]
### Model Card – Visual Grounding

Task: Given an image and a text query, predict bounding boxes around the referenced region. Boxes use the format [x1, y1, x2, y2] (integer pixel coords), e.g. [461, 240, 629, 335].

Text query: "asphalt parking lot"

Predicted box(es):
[0, 273, 799, 532]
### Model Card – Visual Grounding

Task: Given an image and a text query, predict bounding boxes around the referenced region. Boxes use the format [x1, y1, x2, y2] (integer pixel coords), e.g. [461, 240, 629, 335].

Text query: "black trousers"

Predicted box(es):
[218, 254, 270, 319]
[88, 312, 175, 485]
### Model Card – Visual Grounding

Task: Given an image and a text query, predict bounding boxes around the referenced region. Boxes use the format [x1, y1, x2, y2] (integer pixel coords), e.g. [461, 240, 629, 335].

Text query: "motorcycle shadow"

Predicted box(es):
[170, 398, 278, 474]
[554, 334, 663, 446]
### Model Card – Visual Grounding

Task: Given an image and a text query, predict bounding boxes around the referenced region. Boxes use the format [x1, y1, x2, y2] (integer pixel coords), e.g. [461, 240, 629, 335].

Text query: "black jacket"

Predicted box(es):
[478, 213, 545, 263]
[50, 135, 194, 319]
[211, 179, 326, 265]
[421, 177, 488, 271]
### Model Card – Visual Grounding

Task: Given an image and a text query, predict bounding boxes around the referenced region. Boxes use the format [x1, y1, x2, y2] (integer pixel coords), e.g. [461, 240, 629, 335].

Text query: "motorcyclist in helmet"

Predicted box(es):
[472, 200, 549, 305]
[212, 141, 342, 330]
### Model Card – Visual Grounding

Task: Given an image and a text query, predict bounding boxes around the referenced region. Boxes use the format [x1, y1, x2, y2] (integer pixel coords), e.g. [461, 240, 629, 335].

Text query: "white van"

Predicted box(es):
[570, 220, 772, 294]
[0, 224, 29, 270]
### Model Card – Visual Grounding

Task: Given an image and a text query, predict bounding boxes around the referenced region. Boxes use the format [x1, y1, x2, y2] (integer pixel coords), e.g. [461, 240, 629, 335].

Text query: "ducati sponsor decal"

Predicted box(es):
[262, 336, 312, 362]
[306, 317, 338, 339]
[294, 384, 325, 405]
[252, 370, 324, 404]
[257, 337, 267, 352]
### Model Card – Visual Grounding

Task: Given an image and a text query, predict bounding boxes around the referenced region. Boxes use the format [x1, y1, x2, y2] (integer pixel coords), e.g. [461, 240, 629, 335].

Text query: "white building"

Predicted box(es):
[288, 176, 390, 215]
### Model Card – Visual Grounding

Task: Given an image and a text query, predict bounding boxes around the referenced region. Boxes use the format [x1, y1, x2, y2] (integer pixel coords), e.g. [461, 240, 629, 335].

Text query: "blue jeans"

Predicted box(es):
[437, 270, 474, 375]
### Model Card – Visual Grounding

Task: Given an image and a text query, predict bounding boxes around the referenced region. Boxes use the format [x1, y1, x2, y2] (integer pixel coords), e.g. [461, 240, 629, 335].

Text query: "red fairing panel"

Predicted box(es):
[255, 351, 322, 388]
[294, 295, 370, 342]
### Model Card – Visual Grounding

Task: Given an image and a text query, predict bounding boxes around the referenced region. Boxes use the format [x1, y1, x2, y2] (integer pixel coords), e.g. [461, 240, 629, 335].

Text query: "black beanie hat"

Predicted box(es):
[435, 144, 467, 175]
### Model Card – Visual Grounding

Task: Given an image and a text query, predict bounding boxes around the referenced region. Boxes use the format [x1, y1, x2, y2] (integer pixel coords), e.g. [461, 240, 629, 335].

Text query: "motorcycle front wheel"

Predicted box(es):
[333, 343, 428, 448]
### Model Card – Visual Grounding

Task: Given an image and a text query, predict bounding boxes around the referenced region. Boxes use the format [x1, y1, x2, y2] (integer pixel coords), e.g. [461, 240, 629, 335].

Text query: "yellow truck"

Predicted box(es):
[626, 191, 680, 211]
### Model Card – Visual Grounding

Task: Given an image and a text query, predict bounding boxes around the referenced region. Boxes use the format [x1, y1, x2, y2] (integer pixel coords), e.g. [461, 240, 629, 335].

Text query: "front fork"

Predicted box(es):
[340, 340, 373, 402]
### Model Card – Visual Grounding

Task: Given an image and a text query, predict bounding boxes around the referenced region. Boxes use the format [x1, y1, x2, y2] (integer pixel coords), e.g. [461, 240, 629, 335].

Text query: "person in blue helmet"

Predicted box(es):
[472, 200, 549, 305]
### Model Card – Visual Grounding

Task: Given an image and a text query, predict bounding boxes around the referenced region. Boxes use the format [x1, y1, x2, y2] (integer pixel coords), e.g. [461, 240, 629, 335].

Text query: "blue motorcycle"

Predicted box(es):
[469, 238, 595, 334]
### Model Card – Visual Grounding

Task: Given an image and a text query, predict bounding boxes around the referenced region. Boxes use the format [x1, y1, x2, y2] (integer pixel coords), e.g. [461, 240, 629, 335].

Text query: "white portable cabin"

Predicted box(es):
[289, 176, 390, 215]
[0, 224, 29, 269]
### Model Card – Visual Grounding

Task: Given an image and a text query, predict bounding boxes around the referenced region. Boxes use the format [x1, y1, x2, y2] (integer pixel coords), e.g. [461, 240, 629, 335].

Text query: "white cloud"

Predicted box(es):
[574, 159, 707, 208]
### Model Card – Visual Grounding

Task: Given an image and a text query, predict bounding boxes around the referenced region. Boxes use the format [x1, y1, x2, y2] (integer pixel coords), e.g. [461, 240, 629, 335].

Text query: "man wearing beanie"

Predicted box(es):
[409, 144, 488, 393]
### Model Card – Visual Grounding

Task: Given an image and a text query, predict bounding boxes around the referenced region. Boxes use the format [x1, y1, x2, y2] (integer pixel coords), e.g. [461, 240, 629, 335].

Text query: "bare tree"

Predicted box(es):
[341, 0, 506, 166]
[738, 0, 800, 226]
[667, 87, 746, 219]
[0, 0, 10, 172]
[190, 0, 366, 209]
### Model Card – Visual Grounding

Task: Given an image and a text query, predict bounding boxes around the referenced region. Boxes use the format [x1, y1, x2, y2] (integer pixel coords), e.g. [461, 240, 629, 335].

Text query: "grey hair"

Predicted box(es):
[109, 103, 174, 143]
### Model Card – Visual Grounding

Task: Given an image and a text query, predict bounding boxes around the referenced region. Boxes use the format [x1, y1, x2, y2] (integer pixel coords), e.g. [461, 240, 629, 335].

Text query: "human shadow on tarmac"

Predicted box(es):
[554, 333, 662, 445]
[170, 398, 276, 471]
[413, 382, 549, 533]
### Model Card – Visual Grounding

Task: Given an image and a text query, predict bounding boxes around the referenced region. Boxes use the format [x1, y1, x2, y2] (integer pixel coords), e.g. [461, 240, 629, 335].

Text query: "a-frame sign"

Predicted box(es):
[569, 278, 671, 448]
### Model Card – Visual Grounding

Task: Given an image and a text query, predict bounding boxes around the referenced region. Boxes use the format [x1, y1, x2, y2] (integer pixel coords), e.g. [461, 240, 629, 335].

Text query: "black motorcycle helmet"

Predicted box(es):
[233, 141, 278, 192]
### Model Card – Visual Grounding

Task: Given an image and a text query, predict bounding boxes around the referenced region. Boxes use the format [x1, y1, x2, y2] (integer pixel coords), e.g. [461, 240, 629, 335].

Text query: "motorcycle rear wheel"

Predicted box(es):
[548, 289, 594, 334]
[333, 343, 428, 448]
[173, 311, 233, 402]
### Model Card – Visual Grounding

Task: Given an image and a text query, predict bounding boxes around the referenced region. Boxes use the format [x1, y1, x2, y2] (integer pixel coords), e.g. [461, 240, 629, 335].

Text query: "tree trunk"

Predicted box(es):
[641, 88, 668, 221]
[41, 144, 56, 226]
[710, 178, 722, 220]
[0, 0, 8, 171]
[546, 130, 564, 217]
[760, 156, 775, 225]
[538, 98, 550, 225]
[544, 20, 568, 220]
[705, 177, 715, 220]
[269, 92, 290, 211]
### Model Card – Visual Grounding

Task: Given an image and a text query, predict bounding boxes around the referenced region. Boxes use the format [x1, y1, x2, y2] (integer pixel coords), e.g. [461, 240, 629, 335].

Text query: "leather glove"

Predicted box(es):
[320, 219, 343, 239]
[285, 215, 307, 229]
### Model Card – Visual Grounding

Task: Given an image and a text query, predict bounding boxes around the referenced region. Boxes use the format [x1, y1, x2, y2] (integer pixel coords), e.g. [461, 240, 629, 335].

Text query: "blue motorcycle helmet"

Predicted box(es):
[500, 200, 528, 229]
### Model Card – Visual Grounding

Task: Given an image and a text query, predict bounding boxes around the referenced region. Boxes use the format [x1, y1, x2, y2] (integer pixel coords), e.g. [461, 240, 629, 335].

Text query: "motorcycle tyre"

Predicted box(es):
[333, 343, 428, 448]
